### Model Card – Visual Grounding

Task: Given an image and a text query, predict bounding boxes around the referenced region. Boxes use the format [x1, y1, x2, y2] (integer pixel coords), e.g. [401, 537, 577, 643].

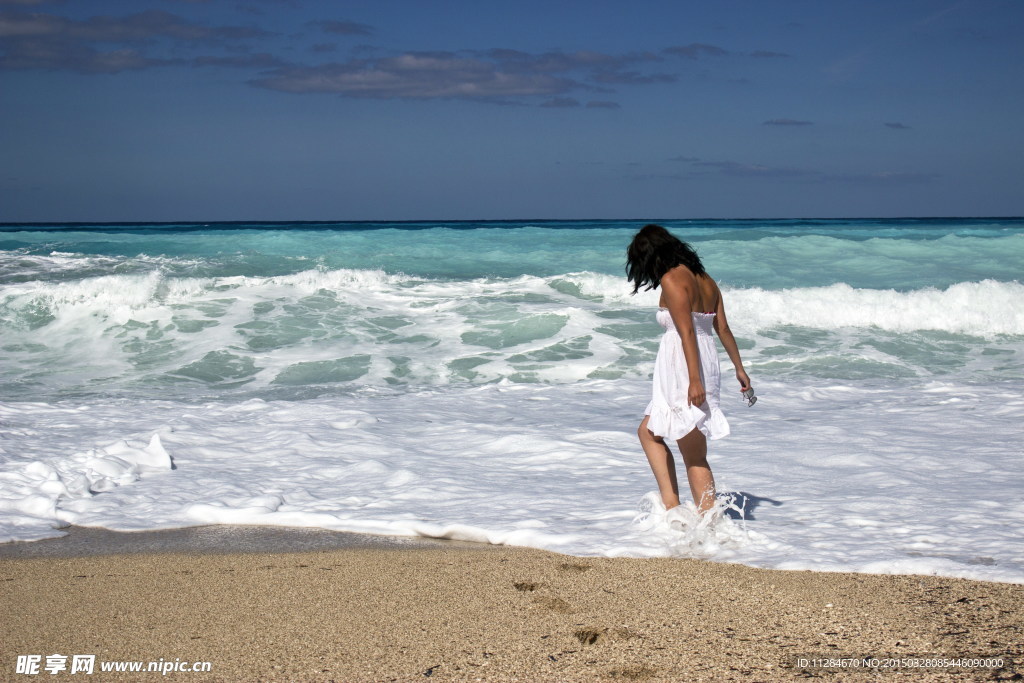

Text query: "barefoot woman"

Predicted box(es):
[626, 224, 752, 513]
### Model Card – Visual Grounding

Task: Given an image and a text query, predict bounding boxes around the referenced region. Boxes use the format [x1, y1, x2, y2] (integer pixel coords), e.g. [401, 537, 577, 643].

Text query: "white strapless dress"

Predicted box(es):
[644, 308, 730, 441]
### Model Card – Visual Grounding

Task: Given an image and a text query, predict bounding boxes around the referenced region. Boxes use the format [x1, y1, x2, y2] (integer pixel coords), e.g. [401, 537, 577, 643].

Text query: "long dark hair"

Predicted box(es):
[626, 224, 706, 294]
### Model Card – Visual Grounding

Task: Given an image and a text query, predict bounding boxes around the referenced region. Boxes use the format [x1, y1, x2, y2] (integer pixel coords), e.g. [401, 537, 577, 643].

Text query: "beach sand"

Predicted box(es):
[2, 531, 1021, 682]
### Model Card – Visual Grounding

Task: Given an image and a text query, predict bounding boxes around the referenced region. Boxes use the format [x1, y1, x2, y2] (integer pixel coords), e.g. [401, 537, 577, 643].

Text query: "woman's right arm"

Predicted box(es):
[712, 285, 752, 391]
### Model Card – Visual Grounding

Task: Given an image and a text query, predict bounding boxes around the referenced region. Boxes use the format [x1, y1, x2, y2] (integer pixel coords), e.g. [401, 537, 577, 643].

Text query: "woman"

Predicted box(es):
[626, 224, 751, 514]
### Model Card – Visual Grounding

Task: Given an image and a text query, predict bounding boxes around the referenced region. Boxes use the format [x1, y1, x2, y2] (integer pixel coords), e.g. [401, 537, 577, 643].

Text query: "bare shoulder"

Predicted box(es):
[659, 266, 697, 309]
[661, 265, 698, 290]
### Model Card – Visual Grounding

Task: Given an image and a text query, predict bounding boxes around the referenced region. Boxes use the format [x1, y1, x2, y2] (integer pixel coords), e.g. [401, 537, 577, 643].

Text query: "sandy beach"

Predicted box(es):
[2, 531, 1021, 682]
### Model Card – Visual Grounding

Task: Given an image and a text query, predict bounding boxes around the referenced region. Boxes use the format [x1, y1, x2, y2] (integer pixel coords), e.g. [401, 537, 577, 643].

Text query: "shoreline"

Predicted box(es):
[2, 538, 1021, 681]
[0, 525, 485, 560]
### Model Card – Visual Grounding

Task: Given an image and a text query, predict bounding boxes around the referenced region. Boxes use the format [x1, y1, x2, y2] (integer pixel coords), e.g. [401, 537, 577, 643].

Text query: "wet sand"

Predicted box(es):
[0, 525, 471, 559]
[1, 529, 1022, 681]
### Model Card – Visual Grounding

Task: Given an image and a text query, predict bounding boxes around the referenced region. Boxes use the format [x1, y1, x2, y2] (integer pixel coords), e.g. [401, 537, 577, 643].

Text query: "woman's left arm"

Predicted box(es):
[712, 282, 751, 391]
[661, 269, 706, 407]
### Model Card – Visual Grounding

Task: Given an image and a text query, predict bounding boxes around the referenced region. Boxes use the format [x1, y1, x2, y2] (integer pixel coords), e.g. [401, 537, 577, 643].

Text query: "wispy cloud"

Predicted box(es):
[308, 20, 373, 37]
[250, 52, 578, 100]
[664, 156, 810, 178]
[823, 48, 871, 81]
[0, 9, 268, 72]
[668, 156, 938, 185]
[193, 52, 285, 69]
[664, 43, 728, 59]
[2, 46, 176, 72]
[586, 100, 620, 109]
[250, 48, 674, 102]
[694, 159, 814, 178]
[662, 43, 790, 68]
[590, 70, 675, 85]
[627, 172, 686, 181]
[540, 96, 580, 108]
[235, 0, 300, 9]
[827, 170, 937, 184]
[885, 122, 911, 129]
[0, 10, 267, 42]
[916, 0, 974, 28]
[763, 118, 814, 126]
[486, 48, 676, 91]
[483, 48, 662, 74]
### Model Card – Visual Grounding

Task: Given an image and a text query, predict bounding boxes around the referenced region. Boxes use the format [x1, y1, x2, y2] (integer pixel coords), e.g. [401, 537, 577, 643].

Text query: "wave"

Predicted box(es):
[565, 273, 1024, 337]
[731, 280, 1024, 337]
[1, 268, 1021, 399]
[6, 267, 1021, 334]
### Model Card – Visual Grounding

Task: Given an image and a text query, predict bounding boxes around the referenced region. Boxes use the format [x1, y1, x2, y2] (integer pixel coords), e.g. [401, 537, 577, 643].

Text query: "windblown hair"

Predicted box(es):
[626, 224, 706, 294]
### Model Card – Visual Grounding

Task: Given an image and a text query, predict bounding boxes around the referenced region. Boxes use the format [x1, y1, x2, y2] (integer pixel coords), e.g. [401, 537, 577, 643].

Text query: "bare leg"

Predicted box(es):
[677, 427, 716, 512]
[638, 416, 681, 509]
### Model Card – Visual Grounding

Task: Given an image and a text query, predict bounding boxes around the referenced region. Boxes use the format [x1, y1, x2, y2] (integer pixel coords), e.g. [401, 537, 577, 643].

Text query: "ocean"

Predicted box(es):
[1, 218, 1022, 582]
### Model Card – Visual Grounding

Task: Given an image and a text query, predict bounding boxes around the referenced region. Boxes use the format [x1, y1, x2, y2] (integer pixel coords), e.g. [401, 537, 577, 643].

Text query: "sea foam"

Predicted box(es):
[1, 378, 1021, 583]
[2, 267, 1021, 400]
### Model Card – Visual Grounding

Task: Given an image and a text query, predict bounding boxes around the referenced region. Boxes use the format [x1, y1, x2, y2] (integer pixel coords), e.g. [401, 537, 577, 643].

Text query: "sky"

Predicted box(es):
[0, 0, 1022, 221]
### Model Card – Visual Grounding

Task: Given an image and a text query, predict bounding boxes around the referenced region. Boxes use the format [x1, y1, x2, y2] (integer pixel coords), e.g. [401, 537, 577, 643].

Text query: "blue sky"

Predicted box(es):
[1, 0, 1021, 221]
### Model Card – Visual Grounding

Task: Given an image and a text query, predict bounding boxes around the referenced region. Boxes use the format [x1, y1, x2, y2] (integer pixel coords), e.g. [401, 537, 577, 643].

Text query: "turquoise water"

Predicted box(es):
[1, 218, 1022, 400]
[2, 218, 1022, 287]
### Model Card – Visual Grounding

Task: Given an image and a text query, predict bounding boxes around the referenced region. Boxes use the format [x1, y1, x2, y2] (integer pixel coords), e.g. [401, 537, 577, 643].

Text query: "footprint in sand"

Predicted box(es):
[513, 581, 540, 591]
[532, 595, 573, 613]
[573, 626, 637, 646]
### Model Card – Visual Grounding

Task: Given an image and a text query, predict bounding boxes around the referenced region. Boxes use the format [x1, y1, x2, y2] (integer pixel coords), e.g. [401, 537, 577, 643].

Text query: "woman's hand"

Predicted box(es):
[688, 379, 706, 407]
[736, 369, 751, 392]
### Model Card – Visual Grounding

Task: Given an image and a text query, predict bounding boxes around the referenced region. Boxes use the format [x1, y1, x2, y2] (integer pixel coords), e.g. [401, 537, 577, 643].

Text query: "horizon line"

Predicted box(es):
[2, 215, 1022, 228]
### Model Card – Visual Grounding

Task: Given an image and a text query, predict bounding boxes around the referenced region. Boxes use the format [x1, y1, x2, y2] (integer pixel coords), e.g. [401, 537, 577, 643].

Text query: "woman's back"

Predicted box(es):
[693, 273, 720, 313]
[659, 266, 721, 313]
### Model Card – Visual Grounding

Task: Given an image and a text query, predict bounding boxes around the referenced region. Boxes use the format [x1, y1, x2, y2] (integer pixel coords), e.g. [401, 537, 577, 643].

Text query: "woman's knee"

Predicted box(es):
[637, 420, 663, 443]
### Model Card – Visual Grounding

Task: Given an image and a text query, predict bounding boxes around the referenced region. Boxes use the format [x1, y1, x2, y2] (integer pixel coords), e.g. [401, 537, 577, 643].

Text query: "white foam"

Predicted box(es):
[727, 280, 1024, 337]
[560, 272, 1024, 336]
[0, 416, 173, 541]
[1, 378, 1021, 583]
[3, 268, 1020, 401]
[7, 267, 1021, 339]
